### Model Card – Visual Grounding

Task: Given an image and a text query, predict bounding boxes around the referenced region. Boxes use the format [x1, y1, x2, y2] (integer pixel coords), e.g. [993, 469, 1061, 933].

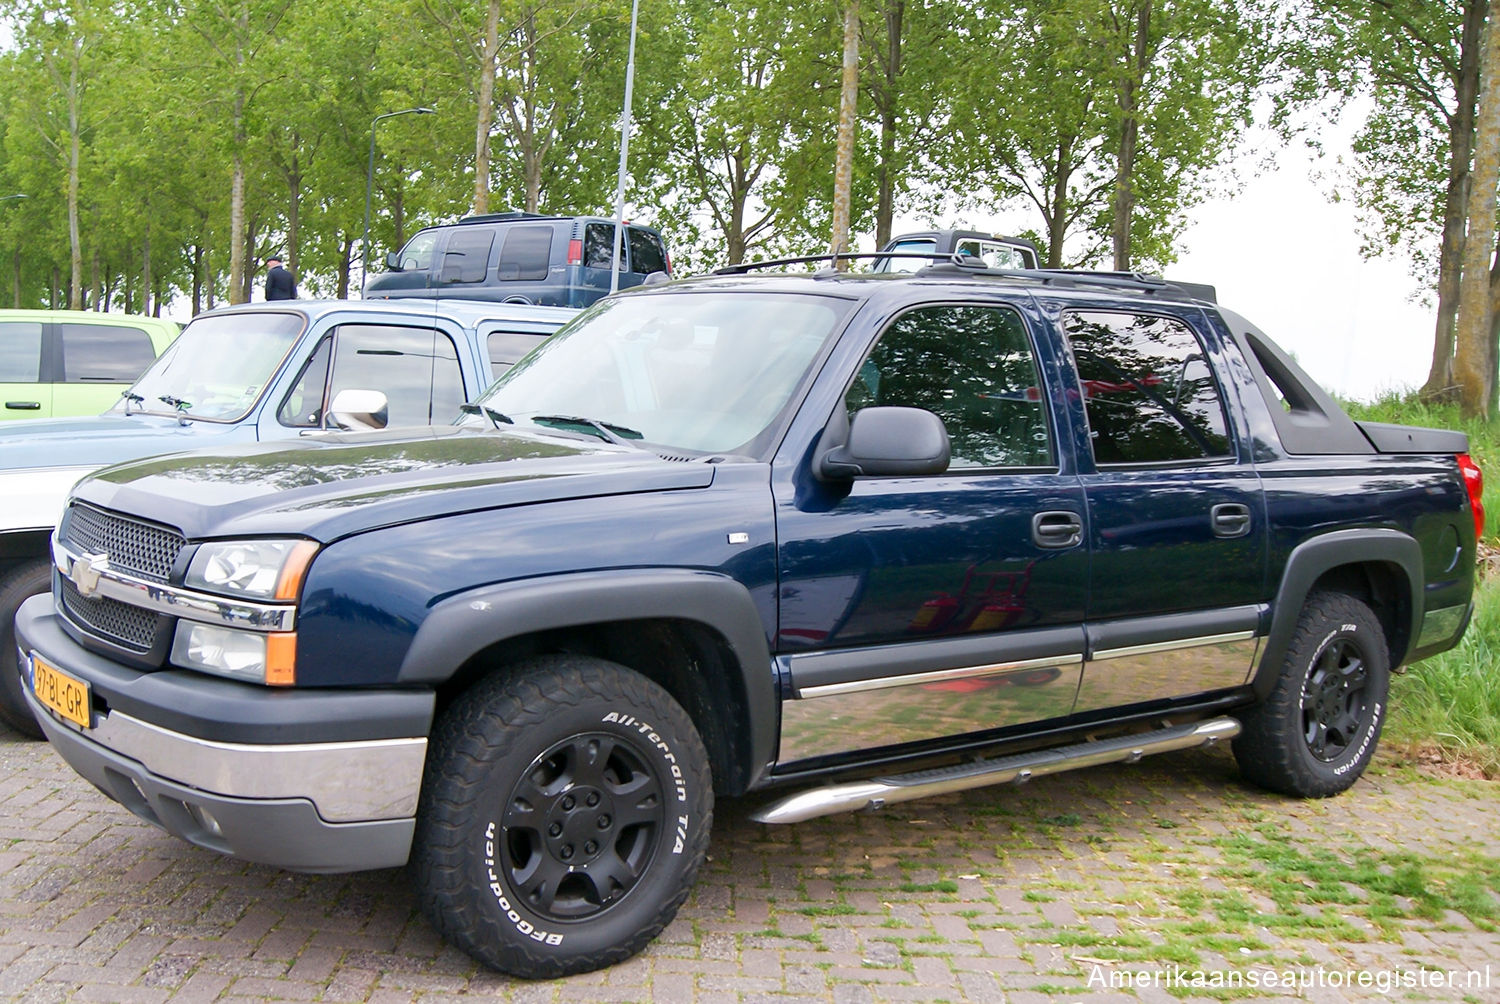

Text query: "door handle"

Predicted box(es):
[5, 401, 40, 410]
[1211, 503, 1252, 538]
[1032, 511, 1083, 549]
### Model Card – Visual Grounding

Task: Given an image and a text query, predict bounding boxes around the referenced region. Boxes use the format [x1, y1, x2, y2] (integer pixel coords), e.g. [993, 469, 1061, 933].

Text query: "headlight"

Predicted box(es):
[170, 623, 297, 685]
[185, 539, 318, 599]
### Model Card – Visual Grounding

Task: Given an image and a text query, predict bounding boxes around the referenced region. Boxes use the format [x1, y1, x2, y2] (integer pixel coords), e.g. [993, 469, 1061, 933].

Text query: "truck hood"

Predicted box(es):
[0, 413, 245, 472]
[71, 426, 717, 542]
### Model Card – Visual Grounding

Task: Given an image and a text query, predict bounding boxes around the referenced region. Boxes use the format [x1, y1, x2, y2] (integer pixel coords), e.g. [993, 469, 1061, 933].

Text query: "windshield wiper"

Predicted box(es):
[531, 414, 644, 446]
[158, 395, 193, 426]
[119, 391, 144, 415]
[459, 402, 513, 429]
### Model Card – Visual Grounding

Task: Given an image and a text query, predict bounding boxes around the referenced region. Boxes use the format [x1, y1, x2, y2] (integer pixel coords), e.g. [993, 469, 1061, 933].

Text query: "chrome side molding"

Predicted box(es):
[749, 716, 1241, 825]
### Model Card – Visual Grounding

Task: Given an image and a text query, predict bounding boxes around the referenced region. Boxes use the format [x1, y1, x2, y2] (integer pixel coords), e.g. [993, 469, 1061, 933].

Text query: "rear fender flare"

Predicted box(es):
[1253, 528, 1422, 699]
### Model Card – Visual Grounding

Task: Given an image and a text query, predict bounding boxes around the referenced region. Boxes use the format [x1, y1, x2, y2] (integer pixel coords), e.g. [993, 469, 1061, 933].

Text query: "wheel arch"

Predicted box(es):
[1252, 528, 1421, 700]
[398, 570, 776, 794]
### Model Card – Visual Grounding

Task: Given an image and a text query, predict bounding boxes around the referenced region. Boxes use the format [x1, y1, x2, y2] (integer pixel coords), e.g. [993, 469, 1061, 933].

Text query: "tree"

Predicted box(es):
[1455, 4, 1500, 416]
[830, 0, 859, 258]
[1301, 1, 1486, 398]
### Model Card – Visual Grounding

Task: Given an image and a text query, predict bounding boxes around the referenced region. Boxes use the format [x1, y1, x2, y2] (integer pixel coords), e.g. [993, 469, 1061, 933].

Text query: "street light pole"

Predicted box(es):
[0, 194, 27, 204]
[361, 108, 435, 295]
[610, 0, 641, 295]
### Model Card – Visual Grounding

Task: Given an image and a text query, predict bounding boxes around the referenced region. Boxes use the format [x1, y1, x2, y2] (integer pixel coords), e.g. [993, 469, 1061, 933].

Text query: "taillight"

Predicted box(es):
[665, 252, 672, 275]
[567, 238, 582, 266]
[1458, 452, 1484, 540]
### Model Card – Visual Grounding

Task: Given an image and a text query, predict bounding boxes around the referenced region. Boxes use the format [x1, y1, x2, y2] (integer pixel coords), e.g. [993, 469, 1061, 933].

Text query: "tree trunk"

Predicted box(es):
[873, 1, 904, 249]
[67, 39, 84, 310]
[287, 148, 301, 274]
[1454, 2, 1500, 417]
[51, 265, 60, 310]
[1047, 139, 1074, 268]
[473, 0, 501, 214]
[11, 250, 19, 309]
[337, 234, 353, 298]
[90, 247, 100, 311]
[830, 1, 860, 262]
[192, 245, 204, 316]
[228, 115, 247, 301]
[1111, 0, 1151, 272]
[142, 223, 152, 317]
[1425, 0, 1487, 396]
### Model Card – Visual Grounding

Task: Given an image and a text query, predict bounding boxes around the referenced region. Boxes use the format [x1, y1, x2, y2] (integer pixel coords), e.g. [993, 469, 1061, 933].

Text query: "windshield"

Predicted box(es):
[467, 291, 851, 454]
[113, 311, 304, 422]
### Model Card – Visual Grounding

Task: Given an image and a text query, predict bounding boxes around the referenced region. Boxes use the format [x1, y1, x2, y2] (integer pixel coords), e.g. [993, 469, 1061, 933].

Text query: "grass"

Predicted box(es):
[1339, 393, 1500, 775]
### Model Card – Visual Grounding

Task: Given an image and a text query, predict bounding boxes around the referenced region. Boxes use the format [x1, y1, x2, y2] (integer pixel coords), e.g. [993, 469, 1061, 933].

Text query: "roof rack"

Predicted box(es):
[711, 252, 1216, 302]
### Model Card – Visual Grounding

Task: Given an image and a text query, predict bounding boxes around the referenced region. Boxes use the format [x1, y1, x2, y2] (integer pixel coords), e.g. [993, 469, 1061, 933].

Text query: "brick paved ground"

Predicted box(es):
[2, 722, 1497, 1003]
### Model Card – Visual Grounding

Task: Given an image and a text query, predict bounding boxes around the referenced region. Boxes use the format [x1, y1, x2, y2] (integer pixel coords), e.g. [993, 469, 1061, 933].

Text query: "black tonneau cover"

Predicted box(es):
[1356, 421, 1469, 455]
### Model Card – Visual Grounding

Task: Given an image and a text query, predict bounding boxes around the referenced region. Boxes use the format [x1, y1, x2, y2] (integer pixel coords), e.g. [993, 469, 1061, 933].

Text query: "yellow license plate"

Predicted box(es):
[32, 655, 91, 729]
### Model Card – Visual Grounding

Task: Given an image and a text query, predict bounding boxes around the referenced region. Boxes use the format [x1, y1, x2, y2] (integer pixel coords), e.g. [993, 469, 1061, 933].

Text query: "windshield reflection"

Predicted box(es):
[111, 311, 305, 422]
[468, 292, 850, 455]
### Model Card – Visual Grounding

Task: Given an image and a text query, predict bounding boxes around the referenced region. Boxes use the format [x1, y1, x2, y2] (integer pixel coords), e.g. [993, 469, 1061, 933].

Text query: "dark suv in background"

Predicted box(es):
[363, 212, 671, 308]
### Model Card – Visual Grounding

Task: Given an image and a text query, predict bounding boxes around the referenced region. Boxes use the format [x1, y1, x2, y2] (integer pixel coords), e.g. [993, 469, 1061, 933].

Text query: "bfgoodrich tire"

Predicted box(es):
[1233, 591, 1390, 798]
[0, 560, 52, 740]
[413, 655, 713, 978]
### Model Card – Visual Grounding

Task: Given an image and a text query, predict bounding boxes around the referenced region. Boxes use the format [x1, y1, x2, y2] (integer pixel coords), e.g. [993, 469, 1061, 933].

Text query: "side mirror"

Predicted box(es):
[328, 389, 389, 431]
[818, 406, 949, 480]
[385, 250, 403, 270]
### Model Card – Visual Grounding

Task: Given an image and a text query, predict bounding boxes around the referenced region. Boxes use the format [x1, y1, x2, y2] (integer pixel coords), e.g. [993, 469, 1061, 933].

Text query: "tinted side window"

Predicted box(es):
[278, 336, 332, 428]
[583, 223, 620, 268]
[1063, 310, 1230, 464]
[487, 331, 546, 377]
[441, 229, 495, 284]
[60, 323, 157, 382]
[845, 305, 1051, 469]
[0, 322, 43, 382]
[628, 229, 667, 275]
[328, 325, 464, 426]
[497, 225, 553, 281]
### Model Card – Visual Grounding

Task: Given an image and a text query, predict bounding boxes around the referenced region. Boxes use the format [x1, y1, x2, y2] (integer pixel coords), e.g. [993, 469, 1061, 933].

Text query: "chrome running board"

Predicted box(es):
[750, 716, 1240, 825]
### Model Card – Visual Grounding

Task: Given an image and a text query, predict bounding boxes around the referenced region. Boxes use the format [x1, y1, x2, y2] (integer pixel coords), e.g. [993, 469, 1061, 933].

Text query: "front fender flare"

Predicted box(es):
[396, 568, 777, 788]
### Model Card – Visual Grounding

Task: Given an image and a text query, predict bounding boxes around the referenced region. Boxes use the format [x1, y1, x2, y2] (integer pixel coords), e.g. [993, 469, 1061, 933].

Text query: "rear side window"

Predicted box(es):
[328, 325, 465, 426]
[487, 331, 546, 377]
[628, 229, 667, 275]
[846, 304, 1052, 469]
[1063, 310, 1230, 464]
[441, 229, 495, 284]
[583, 223, 620, 268]
[0, 321, 43, 382]
[497, 226, 553, 281]
[61, 323, 157, 382]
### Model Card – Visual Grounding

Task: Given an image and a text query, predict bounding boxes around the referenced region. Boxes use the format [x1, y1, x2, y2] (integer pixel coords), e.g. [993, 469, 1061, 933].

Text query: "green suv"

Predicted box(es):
[0, 310, 179, 420]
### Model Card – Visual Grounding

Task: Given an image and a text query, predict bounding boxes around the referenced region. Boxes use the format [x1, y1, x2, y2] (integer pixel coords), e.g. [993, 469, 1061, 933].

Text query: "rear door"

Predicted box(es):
[1054, 303, 1267, 712]
[0, 317, 49, 418]
[54, 320, 159, 416]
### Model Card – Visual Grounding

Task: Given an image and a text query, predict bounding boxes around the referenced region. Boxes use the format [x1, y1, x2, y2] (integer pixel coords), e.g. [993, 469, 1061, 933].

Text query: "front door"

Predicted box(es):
[773, 301, 1088, 766]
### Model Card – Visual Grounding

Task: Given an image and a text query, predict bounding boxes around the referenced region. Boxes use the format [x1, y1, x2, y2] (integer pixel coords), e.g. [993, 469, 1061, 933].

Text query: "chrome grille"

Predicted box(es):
[59, 578, 156, 651]
[63, 503, 185, 583]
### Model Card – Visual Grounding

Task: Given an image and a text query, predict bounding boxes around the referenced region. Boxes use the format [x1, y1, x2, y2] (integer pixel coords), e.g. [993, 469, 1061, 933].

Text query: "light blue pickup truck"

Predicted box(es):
[0, 298, 570, 736]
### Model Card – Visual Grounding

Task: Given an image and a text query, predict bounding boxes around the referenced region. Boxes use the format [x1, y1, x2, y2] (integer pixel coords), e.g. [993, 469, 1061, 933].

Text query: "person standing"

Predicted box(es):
[265, 256, 298, 300]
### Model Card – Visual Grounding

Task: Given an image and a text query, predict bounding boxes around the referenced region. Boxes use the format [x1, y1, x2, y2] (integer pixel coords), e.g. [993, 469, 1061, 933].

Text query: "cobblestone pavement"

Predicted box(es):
[2, 722, 1497, 1004]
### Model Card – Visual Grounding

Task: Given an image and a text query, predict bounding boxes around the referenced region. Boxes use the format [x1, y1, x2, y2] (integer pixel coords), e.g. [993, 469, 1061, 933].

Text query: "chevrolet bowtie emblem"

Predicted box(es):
[69, 552, 109, 598]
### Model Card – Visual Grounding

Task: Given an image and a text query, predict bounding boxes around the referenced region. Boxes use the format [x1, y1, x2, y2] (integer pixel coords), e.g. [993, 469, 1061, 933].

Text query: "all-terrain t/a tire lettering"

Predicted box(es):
[1233, 591, 1390, 798]
[413, 655, 713, 978]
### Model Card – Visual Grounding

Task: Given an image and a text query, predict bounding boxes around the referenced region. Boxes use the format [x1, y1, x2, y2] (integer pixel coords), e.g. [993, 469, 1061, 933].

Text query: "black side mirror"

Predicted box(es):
[818, 406, 950, 480]
[385, 250, 403, 270]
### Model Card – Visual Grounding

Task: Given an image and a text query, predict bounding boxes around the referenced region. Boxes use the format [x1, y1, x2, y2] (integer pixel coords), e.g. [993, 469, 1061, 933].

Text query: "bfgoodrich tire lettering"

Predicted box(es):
[1233, 591, 1390, 797]
[413, 655, 713, 978]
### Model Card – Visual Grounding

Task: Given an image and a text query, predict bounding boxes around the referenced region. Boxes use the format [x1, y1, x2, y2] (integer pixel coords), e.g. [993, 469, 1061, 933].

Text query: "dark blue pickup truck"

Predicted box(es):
[14, 259, 1482, 978]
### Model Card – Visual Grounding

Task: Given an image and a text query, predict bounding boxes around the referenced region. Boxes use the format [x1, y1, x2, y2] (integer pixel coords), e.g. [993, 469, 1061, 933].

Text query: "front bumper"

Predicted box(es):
[15, 595, 431, 873]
